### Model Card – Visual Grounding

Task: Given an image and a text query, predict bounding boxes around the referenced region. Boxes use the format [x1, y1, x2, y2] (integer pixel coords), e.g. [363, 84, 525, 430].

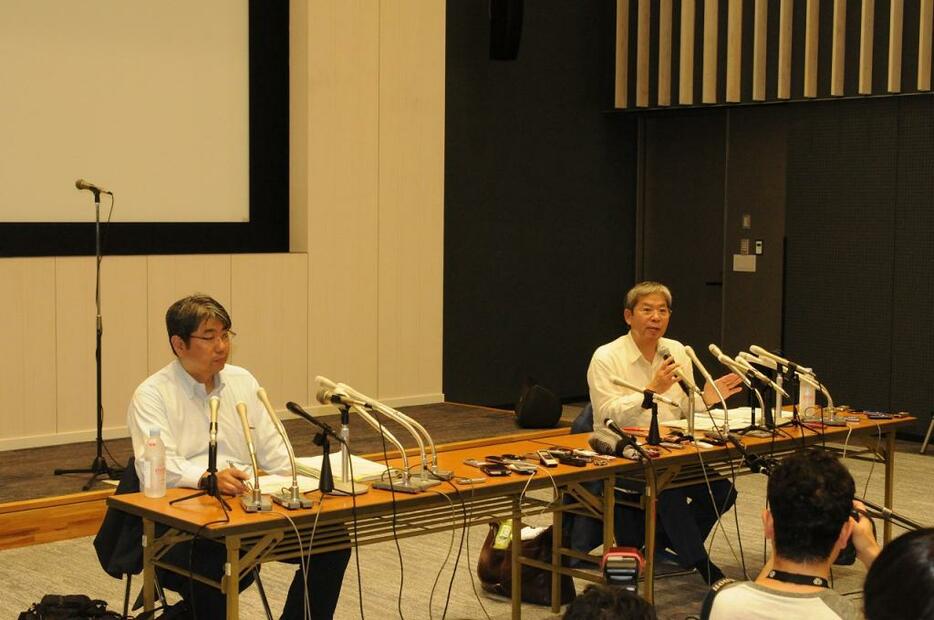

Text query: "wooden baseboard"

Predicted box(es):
[0, 489, 114, 551]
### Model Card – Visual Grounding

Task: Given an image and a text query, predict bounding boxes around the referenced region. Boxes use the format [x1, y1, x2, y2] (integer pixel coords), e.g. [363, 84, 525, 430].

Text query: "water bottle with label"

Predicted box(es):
[799, 382, 816, 417]
[143, 428, 166, 498]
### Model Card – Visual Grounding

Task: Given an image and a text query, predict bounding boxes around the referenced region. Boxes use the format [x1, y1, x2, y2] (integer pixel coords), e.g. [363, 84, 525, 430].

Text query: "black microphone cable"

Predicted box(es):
[371, 409, 407, 620]
[425, 485, 462, 620]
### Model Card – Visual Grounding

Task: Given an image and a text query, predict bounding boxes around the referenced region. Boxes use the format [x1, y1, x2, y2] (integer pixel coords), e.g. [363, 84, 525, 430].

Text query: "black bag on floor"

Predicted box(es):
[515, 377, 562, 428]
[18, 594, 122, 619]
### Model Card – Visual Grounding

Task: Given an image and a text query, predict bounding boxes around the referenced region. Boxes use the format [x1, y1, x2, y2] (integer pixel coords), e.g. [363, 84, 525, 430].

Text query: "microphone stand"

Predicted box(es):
[55, 188, 123, 489]
[170, 423, 231, 513]
[330, 404, 368, 495]
[647, 400, 661, 446]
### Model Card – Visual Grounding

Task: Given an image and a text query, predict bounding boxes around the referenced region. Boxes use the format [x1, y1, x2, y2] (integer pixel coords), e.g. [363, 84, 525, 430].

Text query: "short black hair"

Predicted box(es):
[864, 528, 934, 620]
[562, 584, 656, 620]
[767, 447, 855, 563]
[165, 294, 232, 355]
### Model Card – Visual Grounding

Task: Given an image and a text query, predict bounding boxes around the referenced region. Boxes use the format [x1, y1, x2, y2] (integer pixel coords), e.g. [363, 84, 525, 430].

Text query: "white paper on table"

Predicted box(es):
[257, 474, 320, 493]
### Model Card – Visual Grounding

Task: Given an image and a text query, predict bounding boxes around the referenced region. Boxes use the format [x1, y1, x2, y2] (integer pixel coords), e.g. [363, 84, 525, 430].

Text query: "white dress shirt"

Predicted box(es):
[587, 333, 703, 428]
[127, 359, 290, 490]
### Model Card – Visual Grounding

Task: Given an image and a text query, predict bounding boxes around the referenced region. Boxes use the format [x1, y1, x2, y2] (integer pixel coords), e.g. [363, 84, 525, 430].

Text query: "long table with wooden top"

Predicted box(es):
[529, 411, 915, 609]
[107, 435, 623, 619]
[108, 412, 913, 617]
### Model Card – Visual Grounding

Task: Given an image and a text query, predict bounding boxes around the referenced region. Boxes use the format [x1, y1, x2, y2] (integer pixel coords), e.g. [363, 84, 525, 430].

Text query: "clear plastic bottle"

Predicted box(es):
[143, 428, 166, 498]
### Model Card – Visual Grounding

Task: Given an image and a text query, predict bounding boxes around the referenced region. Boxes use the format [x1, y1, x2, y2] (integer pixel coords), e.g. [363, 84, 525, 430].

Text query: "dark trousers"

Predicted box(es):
[564, 477, 736, 568]
[159, 536, 351, 619]
[615, 478, 736, 567]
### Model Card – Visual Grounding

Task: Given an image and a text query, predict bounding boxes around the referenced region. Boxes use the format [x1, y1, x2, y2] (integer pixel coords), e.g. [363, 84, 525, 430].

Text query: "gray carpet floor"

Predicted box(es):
[1, 437, 931, 619]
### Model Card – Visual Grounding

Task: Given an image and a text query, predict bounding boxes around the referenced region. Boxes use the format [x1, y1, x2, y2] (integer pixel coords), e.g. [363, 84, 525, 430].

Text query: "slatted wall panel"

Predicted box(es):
[616, 0, 934, 109]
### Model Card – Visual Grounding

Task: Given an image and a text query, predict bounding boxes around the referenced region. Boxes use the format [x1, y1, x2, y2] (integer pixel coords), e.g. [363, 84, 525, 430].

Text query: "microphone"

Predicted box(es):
[604, 419, 651, 461]
[285, 401, 346, 444]
[335, 382, 452, 484]
[235, 402, 272, 512]
[658, 345, 698, 395]
[314, 375, 339, 390]
[685, 345, 731, 433]
[738, 350, 777, 370]
[708, 344, 753, 388]
[749, 345, 814, 376]
[609, 375, 680, 408]
[256, 388, 313, 509]
[74, 178, 112, 195]
[208, 396, 219, 475]
[797, 372, 835, 410]
[725, 432, 775, 474]
[315, 388, 366, 408]
[733, 355, 790, 398]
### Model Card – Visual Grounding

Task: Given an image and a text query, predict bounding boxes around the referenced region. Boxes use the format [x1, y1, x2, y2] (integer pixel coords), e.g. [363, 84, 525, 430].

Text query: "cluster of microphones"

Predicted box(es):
[192, 376, 451, 514]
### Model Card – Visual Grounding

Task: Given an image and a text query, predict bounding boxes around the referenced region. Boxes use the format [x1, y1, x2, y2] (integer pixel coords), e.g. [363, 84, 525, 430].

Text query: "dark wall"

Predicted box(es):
[784, 96, 934, 436]
[444, 1, 637, 406]
[639, 95, 934, 437]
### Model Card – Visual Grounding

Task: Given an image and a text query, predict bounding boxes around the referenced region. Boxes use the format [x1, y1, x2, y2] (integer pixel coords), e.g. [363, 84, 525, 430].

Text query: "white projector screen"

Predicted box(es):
[0, 0, 250, 223]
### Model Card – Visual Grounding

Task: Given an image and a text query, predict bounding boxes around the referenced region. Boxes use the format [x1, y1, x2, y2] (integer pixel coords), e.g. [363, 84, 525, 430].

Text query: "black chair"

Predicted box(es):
[94, 457, 272, 619]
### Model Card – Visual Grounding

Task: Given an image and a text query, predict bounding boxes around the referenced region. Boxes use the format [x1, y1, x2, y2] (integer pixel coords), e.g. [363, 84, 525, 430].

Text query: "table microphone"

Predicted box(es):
[235, 401, 272, 512]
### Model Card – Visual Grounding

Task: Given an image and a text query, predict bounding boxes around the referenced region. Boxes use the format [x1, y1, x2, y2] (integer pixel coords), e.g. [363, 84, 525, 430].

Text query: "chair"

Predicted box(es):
[94, 457, 272, 619]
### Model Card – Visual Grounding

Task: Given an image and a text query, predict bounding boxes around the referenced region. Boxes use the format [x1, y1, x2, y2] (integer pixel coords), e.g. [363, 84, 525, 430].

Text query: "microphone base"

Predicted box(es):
[271, 490, 315, 510]
[326, 479, 369, 496]
[734, 426, 775, 438]
[372, 476, 426, 494]
[240, 493, 273, 512]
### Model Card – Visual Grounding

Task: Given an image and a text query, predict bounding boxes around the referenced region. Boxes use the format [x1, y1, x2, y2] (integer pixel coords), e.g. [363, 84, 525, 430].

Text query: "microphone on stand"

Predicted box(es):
[285, 401, 345, 443]
[207, 396, 220, 494]
[235, 402, 272, 512]
[733, 355, 790, 398]
[658, 345, 699, 396]
[256, 388, 313, 509]
[312, 389, 369, 496]
[609, 375, 681, 407]
[749, 345, 814, 377]
[75, 178, 112, 195]
[604, 419, 651, 462]
[335, 381, 452, 485]
[685, 345, 731, 436]
[658, 345, 699, 437]
[725, 433, 776, 474]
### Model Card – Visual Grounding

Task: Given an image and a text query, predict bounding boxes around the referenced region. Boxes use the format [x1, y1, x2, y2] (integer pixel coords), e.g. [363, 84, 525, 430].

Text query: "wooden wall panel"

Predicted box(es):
[680, 0, 696, 103]
[304, 0, 380, 399]
[55, 256, 147, 437]
[230, 254, 308, 410]
[145, 255, 232, 374]
[377, 0, 444, 402]
[0, 259, 56, 441]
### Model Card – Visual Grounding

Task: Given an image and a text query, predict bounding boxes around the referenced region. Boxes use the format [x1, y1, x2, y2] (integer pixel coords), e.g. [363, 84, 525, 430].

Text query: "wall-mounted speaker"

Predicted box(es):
[489, 0, 523, 61]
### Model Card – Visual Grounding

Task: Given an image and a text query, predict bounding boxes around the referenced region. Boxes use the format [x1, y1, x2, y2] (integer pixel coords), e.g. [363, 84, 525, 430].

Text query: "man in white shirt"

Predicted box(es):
[587, 281, 743, 584]
[128, 294, 349, 619]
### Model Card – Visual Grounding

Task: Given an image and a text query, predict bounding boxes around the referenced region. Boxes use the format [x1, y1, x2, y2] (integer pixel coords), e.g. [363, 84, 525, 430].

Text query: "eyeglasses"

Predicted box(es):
[635, 306, 671, 318]
[189, 330, 236, 344]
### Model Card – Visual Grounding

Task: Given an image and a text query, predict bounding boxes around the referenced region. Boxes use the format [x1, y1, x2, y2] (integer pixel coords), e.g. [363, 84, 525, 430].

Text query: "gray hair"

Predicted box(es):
[624, 281, 672, 311]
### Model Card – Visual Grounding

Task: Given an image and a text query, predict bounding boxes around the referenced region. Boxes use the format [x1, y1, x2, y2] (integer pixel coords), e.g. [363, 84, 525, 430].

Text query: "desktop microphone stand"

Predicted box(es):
[735, 381, 774, 437]
[170, 442, 231, 513]
[316, 432, 335, 494]
[55, 188, 123, 490]
[334, 405, 367, 495]
[647, 402, 661, 446]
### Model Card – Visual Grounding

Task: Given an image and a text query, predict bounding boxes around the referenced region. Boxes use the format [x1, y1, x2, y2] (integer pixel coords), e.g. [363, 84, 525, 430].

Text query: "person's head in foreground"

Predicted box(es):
[863, 527, 934, 620]
[563, 584, 656, 620]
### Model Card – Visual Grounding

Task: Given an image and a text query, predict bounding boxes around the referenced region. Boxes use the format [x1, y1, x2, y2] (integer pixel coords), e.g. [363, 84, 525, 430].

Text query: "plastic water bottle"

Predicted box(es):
[143, 428, 166, 498]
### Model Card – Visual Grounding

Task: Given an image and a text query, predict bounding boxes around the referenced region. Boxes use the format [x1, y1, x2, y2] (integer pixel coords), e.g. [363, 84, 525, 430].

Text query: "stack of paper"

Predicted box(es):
[296, 453, 393, 482]
[665, 407, 792, 431]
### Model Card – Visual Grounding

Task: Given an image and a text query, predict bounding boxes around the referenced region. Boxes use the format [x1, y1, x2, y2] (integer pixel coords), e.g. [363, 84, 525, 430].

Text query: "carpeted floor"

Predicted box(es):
[0, 436, 930, 619]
